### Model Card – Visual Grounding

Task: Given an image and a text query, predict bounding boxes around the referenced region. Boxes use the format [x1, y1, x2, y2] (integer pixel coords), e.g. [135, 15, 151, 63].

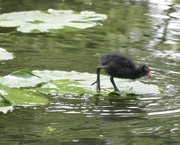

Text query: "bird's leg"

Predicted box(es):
[92, 66, 103, 92]
[110, 76, 120, 92]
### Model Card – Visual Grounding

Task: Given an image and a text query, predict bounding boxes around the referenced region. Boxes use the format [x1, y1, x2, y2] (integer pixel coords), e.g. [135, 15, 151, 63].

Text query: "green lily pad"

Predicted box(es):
[33, 79, 93, 96]
[35, 80, 92, 95]
[0, 70, 160, 112]
[0, 70, 160, 96]
[0, 84, 49, 107]
[108, 91, 121, 99]
[0, 96, 11, 107]
[0, 9, 107, 33]
[10, 70, 39, 78]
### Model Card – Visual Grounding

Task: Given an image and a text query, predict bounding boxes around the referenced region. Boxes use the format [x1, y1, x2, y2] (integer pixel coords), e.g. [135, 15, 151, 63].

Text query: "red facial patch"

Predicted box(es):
[147, 71, 151, 76]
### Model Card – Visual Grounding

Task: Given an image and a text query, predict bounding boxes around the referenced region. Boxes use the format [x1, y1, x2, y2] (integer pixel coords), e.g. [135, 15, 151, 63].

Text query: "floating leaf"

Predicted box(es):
[0, 95, 11, 107]
[0, 106, 13, 114]
[0, 9, 107, 33]
[0, 70, 160, 110]
[0, 84, 49, 106]
[0, 47, 13, 61]
[32, 80, 93, 96]
[0, 70, 160, 96]
[108, 91, 121, 99]
[10, 70, 40, 78]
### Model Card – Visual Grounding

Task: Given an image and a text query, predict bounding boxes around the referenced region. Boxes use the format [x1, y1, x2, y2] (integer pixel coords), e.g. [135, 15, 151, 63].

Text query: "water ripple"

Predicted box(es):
[148, 109, 180, 116]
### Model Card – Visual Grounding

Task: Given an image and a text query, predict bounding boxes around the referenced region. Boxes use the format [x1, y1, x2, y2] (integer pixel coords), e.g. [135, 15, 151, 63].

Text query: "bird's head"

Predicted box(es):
[139, 65, 151, 77]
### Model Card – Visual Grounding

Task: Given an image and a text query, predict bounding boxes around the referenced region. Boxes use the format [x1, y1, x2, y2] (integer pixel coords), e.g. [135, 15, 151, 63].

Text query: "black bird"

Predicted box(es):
[92, 52, 151, 92]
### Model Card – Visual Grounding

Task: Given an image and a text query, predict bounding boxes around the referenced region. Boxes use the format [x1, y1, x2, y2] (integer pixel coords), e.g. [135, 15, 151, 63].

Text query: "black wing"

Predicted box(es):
[100, 52, 136, 69]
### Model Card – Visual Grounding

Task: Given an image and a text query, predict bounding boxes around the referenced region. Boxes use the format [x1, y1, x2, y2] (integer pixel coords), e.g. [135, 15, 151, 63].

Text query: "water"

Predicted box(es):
[0, 0, 180, 145]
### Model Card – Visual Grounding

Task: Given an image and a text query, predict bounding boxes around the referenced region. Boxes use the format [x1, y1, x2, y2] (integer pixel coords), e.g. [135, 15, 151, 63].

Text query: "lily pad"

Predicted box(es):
[0, 84, 49, 107]
[0, 70, 160, 111]
[33, 80, 93, 96]
[10, 70, 39, 78]
[0, 70, 160, 96]
[108, 91, 121, 99]
[0, 47, 13, 61]
[0, 106, 13, 114]
[0, 9, 107, 33]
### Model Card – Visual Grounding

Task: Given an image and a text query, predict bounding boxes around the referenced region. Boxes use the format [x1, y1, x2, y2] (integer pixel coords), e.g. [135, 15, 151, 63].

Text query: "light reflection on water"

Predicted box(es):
[148, 0, 180, 44]
[45, 92, 179, 120]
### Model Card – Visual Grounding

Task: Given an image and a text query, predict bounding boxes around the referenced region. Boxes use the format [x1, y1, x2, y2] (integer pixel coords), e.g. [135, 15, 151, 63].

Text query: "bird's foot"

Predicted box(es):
[92, 80, 101, 92]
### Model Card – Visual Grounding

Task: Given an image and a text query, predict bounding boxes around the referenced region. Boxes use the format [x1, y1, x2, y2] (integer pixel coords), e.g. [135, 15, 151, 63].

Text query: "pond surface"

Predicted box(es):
[0, 0, 180, 145]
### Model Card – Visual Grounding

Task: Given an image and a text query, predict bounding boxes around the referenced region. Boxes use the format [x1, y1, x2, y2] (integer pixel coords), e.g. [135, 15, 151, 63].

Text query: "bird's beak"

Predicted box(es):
[147, 71, 151, 76]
